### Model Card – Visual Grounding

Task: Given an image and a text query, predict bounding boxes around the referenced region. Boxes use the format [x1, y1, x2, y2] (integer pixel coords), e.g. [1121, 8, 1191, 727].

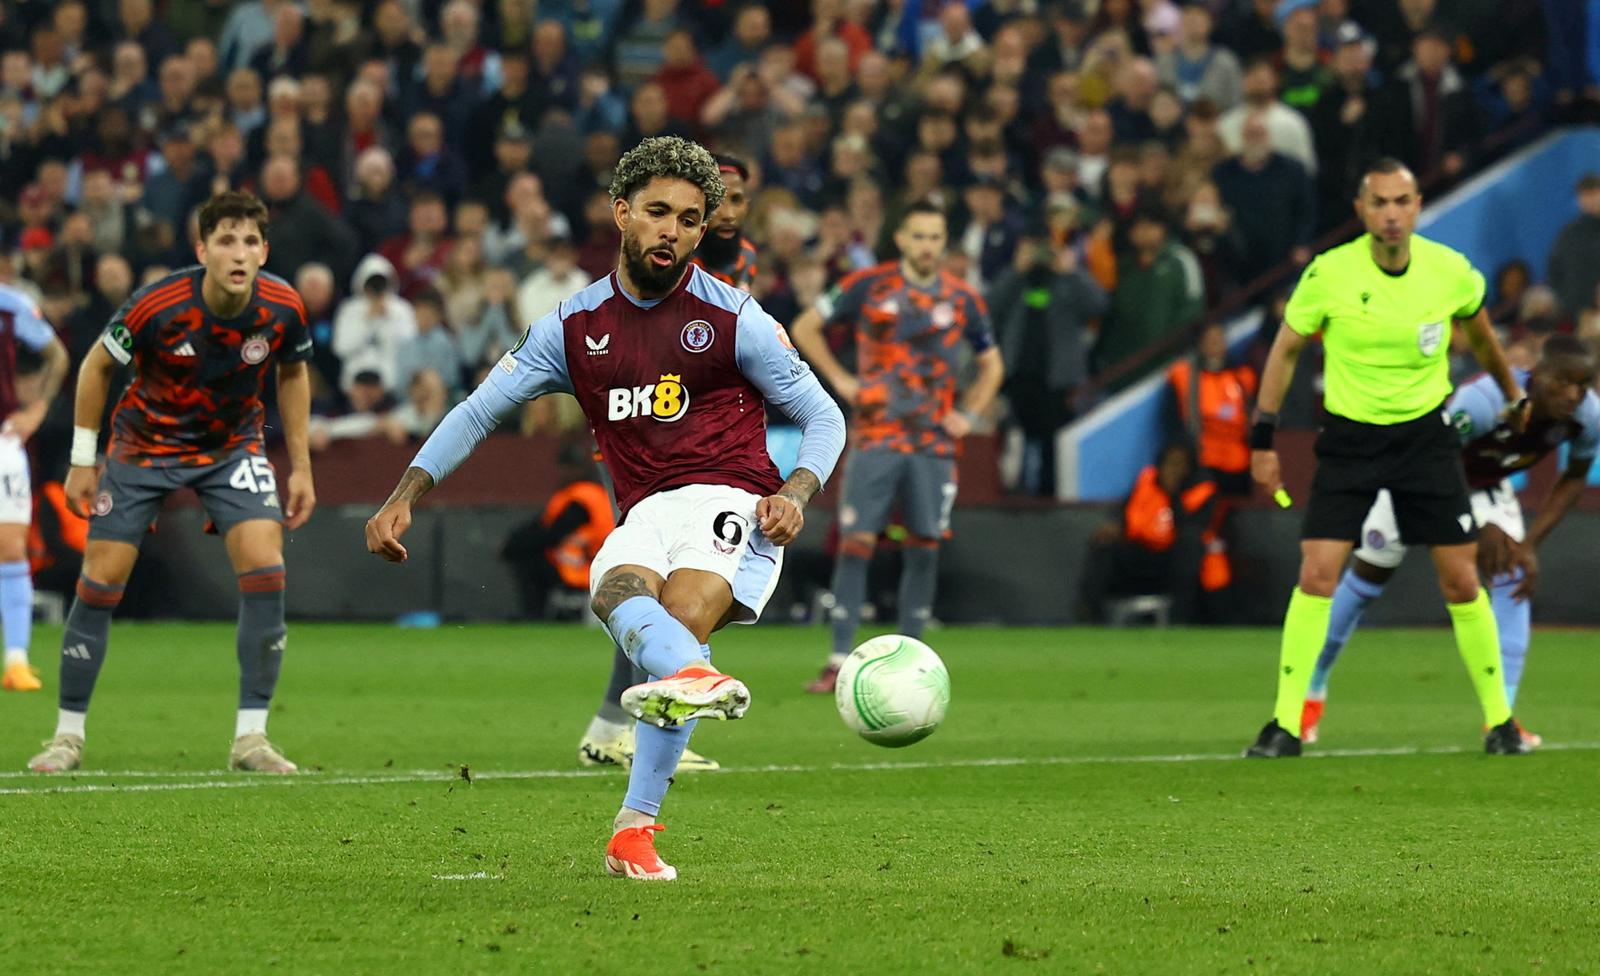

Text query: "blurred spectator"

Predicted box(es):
[709, 4, 773, 81]
[1080, 442, 1214, 623]
[220, 0, 283, 73]
[576, 189, 623, 281]
[308, 369, 393, 450]
[1276, 0, 1332, 115]
[794, 0, 871, 80]
[153, 55, 200, 132]
[395, 291, 463, 396]
[1488, 259, 1533, 327]
[346, 147, 408, 256]
[1156, 3, 1242, 111]
[249, 3, 310, 82]
[49, 212, 100, 299]
[1310, 22, 1384, 229]
[77, 169, 133, 258]
[66, 255, 134, 364]
[1547, 174, 1600, 320]
[1107, 57, 1161, 144]
[956, 176, 1024, 289]
[339, 79, 394, 188]
[259, 155, 360, 288]
[1478, 59, 1548, 154]
[613, 0, 686, 91]
[518, 236, 593, 323]
[1212, 113, 1315, 282]
[332, 254, 416, 397]
[1218, 0, 1281, 64]
[1100, 209, 1204, 375]
[530, 20, 580, 112]
[1179, 180, 1247, 302]
[992, 237, 1108, 497]
[439, 0, 498, 93]
[654, 31, 721, 137]
[378, 191, 454, 297]
[1023, 1, 1091, 112]
[359, 1, 424, 92]
[399, 112, 469, 206]
[116, 0, 179, 71]
[1073, 110, 1114, 200]
[1513, 285, 1563, 346]
[377, 367, 451, 444]
[471, 120, 536, 222]
[403, 44, 476, 148]
[294, 262, 342, 403]
[483, 173, 572, 278]
[226, 68, 267, 141]
[459, 268, 525, 373]
[572, 65, 629, 137]
[920, 1, 987, 76]
[464, 48, 536, 177]
[1218, 58, 1317, 177]
[1370, 27, 1480, 182]
[500, 443, 616, 619]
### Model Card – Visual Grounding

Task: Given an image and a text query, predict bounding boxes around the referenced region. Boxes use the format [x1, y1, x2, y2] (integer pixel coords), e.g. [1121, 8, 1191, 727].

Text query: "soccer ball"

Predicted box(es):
[834, 635, 950, 747]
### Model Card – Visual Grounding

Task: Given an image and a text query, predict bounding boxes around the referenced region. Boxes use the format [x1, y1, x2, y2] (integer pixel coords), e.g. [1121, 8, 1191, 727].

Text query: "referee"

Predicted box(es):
[1245, 158, 1531, 758]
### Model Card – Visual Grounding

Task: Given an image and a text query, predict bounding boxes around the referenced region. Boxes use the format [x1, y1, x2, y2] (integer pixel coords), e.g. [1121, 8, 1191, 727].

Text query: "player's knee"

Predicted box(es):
[1297, 562, 1341, 597]
[1438, 571, 1479, 604]
[839, 533, 875, 559]
[903, 534, 940, 551]
[659, 591, 718, 642]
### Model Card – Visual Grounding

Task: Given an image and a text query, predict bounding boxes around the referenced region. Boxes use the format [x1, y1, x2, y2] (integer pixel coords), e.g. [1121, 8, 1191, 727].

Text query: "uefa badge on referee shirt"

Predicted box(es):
[1417, 321, 1444, 356]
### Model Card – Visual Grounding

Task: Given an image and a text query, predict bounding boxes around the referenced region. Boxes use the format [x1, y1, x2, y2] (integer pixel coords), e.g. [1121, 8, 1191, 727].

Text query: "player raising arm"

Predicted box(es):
[365, 137, 846, 881]
[29, 191, 316, 774]
[0, 285, 71, 692]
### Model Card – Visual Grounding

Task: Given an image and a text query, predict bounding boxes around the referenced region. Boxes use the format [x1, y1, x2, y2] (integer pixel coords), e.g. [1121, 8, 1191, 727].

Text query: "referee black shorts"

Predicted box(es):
[1301, 402, 1477, 547]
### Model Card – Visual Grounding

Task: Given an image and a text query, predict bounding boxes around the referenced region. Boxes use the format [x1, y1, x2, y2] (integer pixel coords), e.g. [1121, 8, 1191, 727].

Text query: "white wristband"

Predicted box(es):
[70, 426, 98, 468]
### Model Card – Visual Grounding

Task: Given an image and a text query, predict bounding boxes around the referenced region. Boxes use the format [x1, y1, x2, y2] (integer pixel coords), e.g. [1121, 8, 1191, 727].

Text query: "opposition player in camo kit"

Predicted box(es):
[0, 285, 71, 693]
[790, 200, 1005, 693]
[27, 191, 317, 775]
[365, 137, 846, 881]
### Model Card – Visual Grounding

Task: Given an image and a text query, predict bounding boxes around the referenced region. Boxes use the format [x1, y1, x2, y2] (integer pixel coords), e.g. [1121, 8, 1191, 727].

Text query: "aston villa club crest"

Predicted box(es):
[241, 334, 271, 364]
[681, 320, 714, 353]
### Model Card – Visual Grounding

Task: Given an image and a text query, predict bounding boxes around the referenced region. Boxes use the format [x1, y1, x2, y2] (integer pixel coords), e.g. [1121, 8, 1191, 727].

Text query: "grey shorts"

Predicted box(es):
[838, 448, 958, 539]
[89, 453, 283, 544]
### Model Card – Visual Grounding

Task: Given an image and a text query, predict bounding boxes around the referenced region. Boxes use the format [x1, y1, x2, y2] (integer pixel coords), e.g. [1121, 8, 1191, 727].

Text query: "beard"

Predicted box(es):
[696, 226, 741, 269]
[621, 233, 692, 295]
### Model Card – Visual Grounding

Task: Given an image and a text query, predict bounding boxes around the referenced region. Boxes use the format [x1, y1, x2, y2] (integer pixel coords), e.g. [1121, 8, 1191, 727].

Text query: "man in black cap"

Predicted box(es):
[473, 119, 536, 225]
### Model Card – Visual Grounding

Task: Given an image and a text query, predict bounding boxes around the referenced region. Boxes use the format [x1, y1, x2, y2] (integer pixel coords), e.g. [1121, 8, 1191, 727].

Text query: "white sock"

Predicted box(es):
[585, 714, 630, 741]
[4, 647, 27, 667]
[828, 651, 849, 667]
[56, 709, 86, 739]
[613, 806, 656, 832]
[235, 708, 269, 739]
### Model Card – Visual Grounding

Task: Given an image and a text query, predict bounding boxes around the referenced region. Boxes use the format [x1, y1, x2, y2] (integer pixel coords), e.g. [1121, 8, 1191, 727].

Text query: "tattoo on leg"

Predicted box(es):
[592, 571, 655, 620]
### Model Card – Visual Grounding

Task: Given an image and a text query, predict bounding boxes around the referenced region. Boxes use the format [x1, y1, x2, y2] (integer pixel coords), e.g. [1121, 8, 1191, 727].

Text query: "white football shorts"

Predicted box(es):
[0, 432, 31, 525]
[1355, 482, 1524, 570]
[588, 483, 784, 624]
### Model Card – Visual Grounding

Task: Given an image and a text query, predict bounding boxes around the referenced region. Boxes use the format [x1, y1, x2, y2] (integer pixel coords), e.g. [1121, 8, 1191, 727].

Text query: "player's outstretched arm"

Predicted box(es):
[64, 343, 120, 518]
[1249, 322, 1310, 497]
[366, 466, 433, 563]
[276, 361, 317, 530]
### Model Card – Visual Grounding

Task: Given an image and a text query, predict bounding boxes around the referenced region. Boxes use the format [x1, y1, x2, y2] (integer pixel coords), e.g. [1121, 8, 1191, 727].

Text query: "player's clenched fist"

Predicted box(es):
[365, 502, 412, 562]
[64, 464, 100, 519]
[756, 494, 803, 546]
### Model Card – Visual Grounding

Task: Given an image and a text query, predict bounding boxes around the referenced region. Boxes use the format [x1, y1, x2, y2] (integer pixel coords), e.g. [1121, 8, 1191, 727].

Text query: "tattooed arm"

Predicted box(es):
[759, 467, 823, 546]
[364, 467, 435, 563]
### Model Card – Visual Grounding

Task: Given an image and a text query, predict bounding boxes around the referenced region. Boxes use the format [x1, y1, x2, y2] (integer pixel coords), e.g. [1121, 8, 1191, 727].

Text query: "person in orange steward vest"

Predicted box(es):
[501, 443, 616, 618]
[1166, 322, 1256, 600]
[1080, 443, 1216, 622]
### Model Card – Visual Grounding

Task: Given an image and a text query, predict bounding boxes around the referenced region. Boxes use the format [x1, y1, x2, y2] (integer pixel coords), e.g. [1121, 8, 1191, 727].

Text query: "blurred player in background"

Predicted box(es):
[791, 201, 1005, 693]
[366, 137, 845, 881]
[27, 192, 317, 774]
[1246, 158, 1529, 759]
[1302, 336, 1600, 747]
[576, 153, 758, 773]
[0, 285, 71, 692]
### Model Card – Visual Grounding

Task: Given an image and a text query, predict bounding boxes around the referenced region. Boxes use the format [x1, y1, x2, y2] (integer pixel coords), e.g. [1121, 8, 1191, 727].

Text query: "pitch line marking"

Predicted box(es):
[3, 741, 1598, 797]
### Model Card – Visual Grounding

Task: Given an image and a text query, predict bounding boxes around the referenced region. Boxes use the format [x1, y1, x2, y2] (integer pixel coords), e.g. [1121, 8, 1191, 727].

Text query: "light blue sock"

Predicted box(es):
[1308, 571, 1385, 695]
[623, 644, 708, 816]
[1489, 573, 1530, 708]
[0, 560, 33, 659]
[604, 596, 704, 678]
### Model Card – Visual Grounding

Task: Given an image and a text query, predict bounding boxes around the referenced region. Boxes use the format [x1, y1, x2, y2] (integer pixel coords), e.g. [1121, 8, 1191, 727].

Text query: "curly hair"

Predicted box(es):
[609, 136, 726, 218]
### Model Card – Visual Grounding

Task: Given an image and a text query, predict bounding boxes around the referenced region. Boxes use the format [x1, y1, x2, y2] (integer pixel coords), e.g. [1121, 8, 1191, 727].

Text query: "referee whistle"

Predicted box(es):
[1274, 489, 1293, 509]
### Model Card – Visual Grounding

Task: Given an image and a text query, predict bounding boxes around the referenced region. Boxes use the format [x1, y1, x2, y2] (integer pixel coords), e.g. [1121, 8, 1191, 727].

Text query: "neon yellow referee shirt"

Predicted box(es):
[1284, 233, 1485, 425]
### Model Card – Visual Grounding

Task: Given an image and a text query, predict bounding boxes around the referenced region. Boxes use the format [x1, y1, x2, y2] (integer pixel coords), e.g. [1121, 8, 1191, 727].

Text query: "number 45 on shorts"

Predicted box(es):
[228, 456, 278, 494]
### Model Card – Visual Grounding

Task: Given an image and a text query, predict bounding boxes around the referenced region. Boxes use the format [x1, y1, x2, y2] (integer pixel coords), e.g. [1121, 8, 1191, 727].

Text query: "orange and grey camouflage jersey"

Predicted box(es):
[692, 236, 759, 292]
[816, 262, 994, 457]
[101, 266, 312, 468]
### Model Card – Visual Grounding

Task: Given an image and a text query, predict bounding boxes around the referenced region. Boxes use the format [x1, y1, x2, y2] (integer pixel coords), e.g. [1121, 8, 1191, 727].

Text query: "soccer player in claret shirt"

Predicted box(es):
[1245, 158, 1529, 758]
[27, 191, 317, 775]
[1302, 336, 1600, 748]
[789, 201, 1005, 693]
[365, 137, 846, 881]
[0, 285, 71, 692]
[575, 151, 761, 774]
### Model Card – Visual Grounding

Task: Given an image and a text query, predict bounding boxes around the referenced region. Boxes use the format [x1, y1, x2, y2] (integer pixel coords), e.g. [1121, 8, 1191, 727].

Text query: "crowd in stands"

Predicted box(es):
[0, 0, 1595, 495]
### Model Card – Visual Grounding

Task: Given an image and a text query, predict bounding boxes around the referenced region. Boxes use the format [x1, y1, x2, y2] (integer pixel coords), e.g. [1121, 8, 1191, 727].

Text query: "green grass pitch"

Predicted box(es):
[2, 622, 1598, 974]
